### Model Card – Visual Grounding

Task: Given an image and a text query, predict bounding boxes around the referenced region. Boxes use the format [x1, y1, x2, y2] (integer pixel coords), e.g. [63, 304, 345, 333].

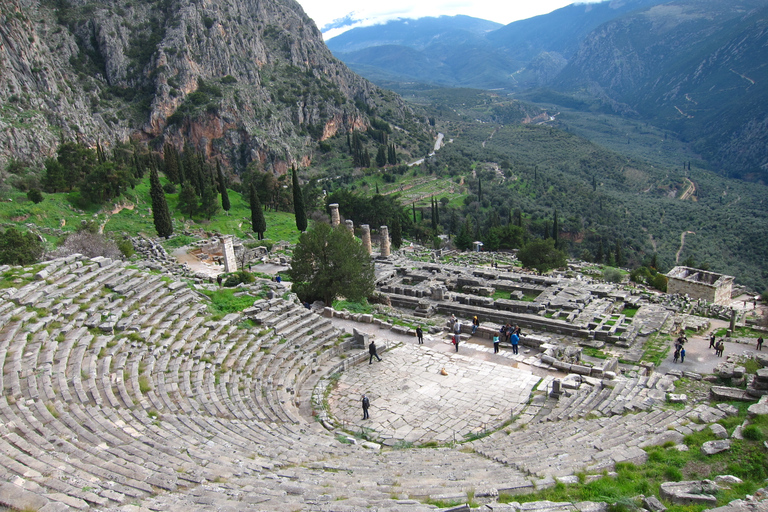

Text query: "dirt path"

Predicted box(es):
[675, 230, 695, 263]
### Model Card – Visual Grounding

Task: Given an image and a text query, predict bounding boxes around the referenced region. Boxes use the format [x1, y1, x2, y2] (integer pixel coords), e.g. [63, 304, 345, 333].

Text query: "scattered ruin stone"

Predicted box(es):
[716, 403, 740, 416]
[710, 423, 729, 439]
[642, 495, 667, 512]
[701, 439, 731, 455]
[660, 480, 719, 505]
[667, 393, 687, 404]
[711, 386, 756, 402]
[748, 396, 768, 417]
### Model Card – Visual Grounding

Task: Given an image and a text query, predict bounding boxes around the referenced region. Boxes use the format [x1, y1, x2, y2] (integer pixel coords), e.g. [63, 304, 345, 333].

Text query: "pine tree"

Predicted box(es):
[250, 183, 267, 240]
[291, 166, 307, 232]
[217, 161, 230, 214]
[149, 166, 173, 238]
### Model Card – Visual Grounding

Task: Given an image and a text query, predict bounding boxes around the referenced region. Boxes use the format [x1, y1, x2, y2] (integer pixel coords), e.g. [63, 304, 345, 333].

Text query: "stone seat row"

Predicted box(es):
[472, 407, 693, 479]
[0, 257, 368, 509]
[535, 371, 674, 422]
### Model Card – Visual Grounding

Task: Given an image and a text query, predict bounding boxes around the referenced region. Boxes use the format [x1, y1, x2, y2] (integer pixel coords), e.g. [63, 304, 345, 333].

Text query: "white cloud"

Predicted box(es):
[295, 0, 608, 38]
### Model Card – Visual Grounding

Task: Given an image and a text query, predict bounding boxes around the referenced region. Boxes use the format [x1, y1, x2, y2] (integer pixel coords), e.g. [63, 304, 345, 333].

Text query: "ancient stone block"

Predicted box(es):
[701, 440, 731, 455]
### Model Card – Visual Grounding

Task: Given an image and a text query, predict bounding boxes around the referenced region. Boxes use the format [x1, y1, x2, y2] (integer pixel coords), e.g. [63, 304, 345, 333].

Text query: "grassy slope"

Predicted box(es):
[0, 174, 302, 249]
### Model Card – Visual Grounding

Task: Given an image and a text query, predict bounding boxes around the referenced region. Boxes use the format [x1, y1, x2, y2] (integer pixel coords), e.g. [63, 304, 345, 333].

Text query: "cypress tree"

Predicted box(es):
[163, 143, 180, 183]
[217, 161, 230, 214]
[376, 145, 387, 167]
[435, 197, 440, 225]
[552, 209, 559, 249]
[615, 239, 624, 267]
[291, 166, 307, 232]
[375, 183, 379, 195]
[412, 203, 417, 223]
[478, 177, 482, 202]
[149, 166, 173, 238]
[596, 240, 604, 263]
[431, 198, 437, 231]
[391, 216, 402, 249]
[250, 183, 267, 240]
[178, 181, 199, 218]
[200, 183, 219, 220]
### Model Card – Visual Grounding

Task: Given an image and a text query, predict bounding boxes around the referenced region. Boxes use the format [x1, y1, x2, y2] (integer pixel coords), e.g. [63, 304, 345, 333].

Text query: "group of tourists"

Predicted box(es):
[708, 332, 726, 357]
[673, 334, 687, 363]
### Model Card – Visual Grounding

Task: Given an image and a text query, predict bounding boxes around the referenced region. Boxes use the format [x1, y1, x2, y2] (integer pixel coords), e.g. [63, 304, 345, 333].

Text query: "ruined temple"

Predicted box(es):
[666, 266, 734, 305]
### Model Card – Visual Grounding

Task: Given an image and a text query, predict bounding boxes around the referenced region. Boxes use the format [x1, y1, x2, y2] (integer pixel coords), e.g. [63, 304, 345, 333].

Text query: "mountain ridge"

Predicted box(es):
[0, 0, 432, 173]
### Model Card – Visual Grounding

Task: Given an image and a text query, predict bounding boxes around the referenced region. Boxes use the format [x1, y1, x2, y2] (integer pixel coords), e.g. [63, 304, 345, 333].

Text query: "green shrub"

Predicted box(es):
[223, 270, 256, 287]
[27, 188, 43, 203]
[116, 238, 135, 258]
[742, 425, 764, 441]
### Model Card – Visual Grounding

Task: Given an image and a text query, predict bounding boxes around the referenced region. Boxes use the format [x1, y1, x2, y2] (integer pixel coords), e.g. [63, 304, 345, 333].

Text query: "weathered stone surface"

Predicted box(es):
[701, 439, 731, 455]
[711, 386, 756, 401]
[710, 423, 729, 439]
[667, 393, 687, 404]
[0, 483, 49, 510]
[716, 403, 740, 416]
[714, 475, 744, 487]
[747, 397, 768, 417]
[660, 480, 719, 505]
[642, 495, 667, 512]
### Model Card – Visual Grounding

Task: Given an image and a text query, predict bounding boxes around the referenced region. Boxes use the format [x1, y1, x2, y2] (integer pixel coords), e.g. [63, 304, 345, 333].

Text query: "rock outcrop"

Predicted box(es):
[0, 0, 430, 171]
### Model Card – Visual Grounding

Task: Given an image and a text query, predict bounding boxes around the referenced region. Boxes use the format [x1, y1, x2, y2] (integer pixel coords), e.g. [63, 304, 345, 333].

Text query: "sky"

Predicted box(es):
[296, 0, 608, 39]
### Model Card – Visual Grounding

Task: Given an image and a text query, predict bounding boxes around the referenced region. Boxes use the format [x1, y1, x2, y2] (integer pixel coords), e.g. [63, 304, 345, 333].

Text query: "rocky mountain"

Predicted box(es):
[0, 0, 430, 173]
[555, 0, 768, 181]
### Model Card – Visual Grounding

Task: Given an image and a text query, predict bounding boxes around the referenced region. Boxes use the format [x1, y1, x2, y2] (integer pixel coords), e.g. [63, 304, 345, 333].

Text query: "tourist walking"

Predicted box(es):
[369, 340, 382, 364]
[673, 348, 680, 363]
[680, 347, 686, 363]
[362, 394, 370, 419]
[709, 332, 716, 349]
[472, 316, 480, 334]
[510, 331, 519, 355]
[493, 334, 500, 353]
[757, 337, 764, 351]
[416, 326, 424, 344]
[453, 318, 461, 352]
[503, 323, 512, 344]
[715, 340, 724, 357]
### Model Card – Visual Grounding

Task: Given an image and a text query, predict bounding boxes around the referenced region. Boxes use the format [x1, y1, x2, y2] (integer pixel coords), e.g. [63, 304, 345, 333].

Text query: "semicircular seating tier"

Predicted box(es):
[0, 255, 698, 511]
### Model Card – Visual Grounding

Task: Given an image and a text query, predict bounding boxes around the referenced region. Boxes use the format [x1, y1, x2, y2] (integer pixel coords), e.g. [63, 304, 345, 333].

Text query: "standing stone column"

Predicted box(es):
[380, 225, 390, 257]
[361, 224, 372, 255]
[345, 219, 354, 233]
[329, 203, 340, 227]
[221, 236, 237, 272]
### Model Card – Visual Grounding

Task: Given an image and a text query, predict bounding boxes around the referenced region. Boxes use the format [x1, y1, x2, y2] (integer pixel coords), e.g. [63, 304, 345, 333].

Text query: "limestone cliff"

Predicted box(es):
[0, 0, 429, 172]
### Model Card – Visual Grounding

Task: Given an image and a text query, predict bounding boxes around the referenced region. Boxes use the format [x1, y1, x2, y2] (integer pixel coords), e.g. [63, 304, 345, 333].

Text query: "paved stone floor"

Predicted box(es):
[328, 341, 541, 445]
